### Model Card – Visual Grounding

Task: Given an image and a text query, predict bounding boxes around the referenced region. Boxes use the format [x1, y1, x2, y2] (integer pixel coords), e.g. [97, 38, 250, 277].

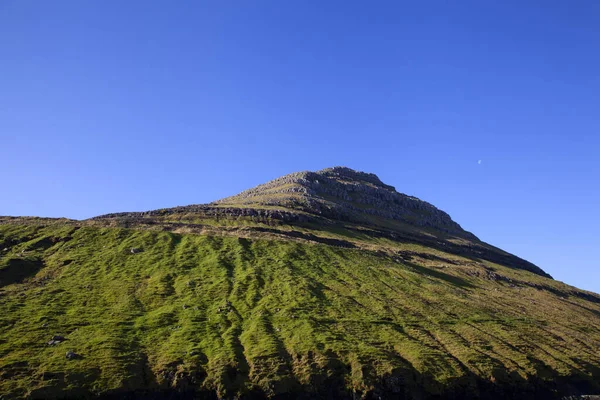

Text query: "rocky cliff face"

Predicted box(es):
[215, 167, 477, 240]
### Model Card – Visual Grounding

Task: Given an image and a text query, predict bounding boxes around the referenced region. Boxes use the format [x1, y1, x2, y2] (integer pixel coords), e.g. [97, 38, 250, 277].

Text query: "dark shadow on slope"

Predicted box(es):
[572, 358, 600, 379]
[570, 290, 600, 305]
[251, 227, 356, 248]
[237, 237, 253, 254]
[570, 303, 600, 319]
[253, 314, 301, 394]
[25, 237, 60, 251]
[166, 232, 183, 251]
[404, 261, 475, 289]
[396, 250, 460, 265]
[0, 257, 45, 287]
[343, 225, 551, 278]
[88, 367, 600, 400]
[221, 310, 250, 396]
[373, 367, 600, 400]
[16, 346, 600, 400]
[519, 282, 600, 305]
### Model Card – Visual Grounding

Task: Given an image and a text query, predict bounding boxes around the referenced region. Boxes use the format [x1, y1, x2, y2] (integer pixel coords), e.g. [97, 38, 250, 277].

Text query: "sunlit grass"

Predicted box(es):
[0, 222, 599, 398]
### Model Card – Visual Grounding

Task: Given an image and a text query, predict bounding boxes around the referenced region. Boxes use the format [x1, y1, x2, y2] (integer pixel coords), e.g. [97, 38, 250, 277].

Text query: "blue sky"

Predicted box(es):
[1, 1, 599, 293]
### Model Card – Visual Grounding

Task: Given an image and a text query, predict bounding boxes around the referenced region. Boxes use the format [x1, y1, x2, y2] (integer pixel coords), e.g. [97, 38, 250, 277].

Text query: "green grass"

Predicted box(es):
[0, 222, 599, 399]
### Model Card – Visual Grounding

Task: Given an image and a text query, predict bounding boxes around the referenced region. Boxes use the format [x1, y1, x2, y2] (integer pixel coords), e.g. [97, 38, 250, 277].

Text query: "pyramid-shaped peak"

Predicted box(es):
[214, 167, 476, 241]
[215, 166, 397, 206]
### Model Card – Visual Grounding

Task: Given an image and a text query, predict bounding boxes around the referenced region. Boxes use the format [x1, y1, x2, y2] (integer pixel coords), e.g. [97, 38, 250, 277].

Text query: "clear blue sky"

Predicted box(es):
[1, 1, 598, 293]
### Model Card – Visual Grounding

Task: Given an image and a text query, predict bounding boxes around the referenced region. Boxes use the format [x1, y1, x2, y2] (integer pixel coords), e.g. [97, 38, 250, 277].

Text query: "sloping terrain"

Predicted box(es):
[1, 168, 599, 399]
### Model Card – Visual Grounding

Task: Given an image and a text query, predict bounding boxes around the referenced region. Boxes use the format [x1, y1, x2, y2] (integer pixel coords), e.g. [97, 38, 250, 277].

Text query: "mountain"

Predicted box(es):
[0, 167, 598, 399]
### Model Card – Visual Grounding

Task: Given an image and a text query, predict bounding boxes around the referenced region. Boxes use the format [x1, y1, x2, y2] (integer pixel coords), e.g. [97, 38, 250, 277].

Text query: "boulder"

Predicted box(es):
[65, 351, 80, 360]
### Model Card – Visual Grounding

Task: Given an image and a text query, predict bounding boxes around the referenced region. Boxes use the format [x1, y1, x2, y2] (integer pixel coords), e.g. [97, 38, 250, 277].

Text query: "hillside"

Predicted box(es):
[1, 167, 599, 399]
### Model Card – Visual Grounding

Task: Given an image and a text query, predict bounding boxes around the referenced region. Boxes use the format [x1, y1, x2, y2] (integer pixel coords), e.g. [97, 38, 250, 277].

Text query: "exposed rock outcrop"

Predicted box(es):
[215, 167, 477, 240]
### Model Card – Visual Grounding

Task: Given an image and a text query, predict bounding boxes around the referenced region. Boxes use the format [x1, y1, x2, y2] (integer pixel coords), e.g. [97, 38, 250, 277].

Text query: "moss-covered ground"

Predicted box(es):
[0, 222, 599, 399]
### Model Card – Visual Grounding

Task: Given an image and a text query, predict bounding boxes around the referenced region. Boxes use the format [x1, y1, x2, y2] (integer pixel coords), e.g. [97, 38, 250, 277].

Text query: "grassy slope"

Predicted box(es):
[1, 222, 599, 399]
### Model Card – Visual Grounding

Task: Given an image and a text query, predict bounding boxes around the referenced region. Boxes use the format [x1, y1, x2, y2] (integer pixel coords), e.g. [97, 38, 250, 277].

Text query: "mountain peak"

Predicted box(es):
[215, 166, 474, 240]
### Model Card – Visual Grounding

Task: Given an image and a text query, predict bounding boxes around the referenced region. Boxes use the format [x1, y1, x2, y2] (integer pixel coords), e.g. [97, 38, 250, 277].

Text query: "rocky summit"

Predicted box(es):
[0, 167, 599, 399]
[214, 167, 476, 240]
